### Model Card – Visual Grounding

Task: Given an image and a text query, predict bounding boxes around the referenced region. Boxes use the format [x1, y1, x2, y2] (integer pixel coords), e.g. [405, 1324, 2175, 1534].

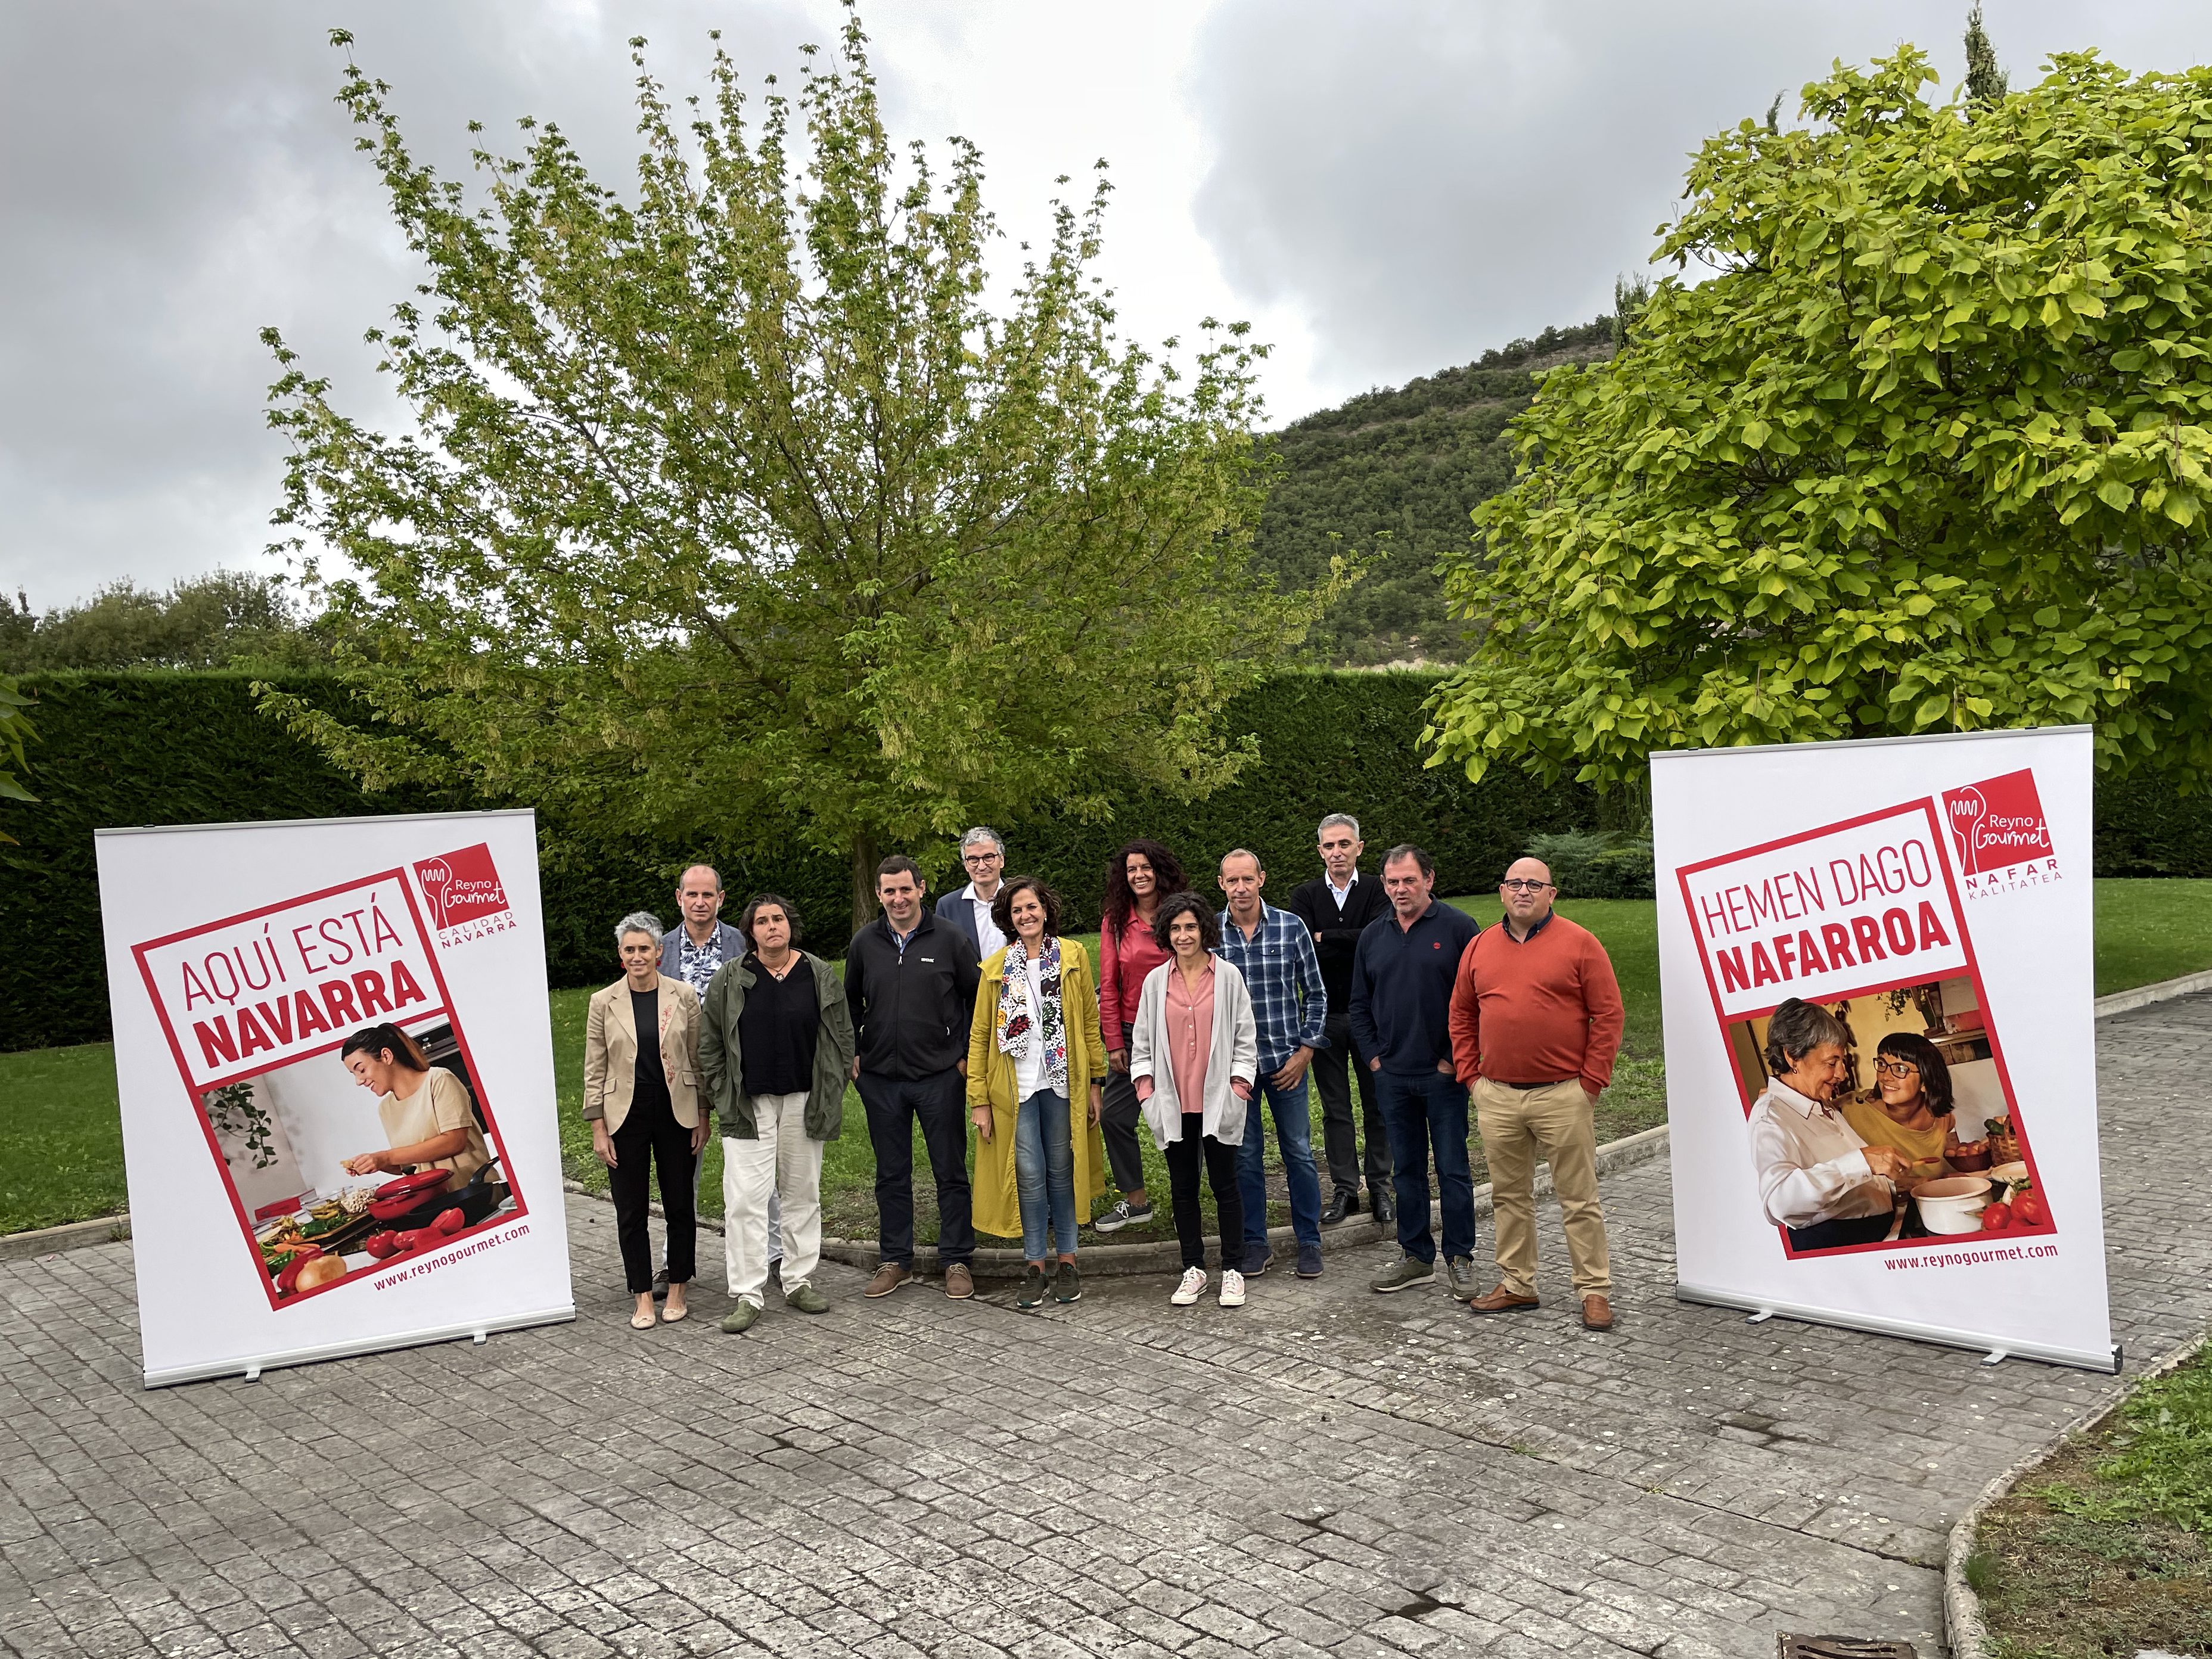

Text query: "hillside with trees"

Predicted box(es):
[1250, 318, 1617, 664]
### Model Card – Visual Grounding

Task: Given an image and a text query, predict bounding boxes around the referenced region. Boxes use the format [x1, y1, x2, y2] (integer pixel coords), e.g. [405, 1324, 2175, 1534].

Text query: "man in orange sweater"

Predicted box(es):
[1448, 856, 1625, 1331]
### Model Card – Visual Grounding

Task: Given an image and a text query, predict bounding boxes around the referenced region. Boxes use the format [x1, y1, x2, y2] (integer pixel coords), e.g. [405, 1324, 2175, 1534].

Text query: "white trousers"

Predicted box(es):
[723, 1093, 824, 1307]
[673, 1145, 778, 1268]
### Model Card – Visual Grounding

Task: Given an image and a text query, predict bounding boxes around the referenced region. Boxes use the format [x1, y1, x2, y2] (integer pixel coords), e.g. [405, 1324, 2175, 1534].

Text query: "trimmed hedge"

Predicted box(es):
[0, 670, 1598, 1050]
[8, 670, 2208, 1051]
[2093, 768, 2212, 877]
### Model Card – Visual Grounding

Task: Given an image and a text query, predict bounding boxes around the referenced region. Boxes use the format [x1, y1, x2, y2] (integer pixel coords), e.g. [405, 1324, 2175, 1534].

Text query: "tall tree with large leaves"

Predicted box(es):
[0, 675, 35, 843]
[265, 15, 1333, 928]
[1426, 46, 2212, 796]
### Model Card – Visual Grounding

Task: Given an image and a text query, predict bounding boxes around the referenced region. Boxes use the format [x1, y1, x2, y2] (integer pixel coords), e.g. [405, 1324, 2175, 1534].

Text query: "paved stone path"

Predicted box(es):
[6, 993, 2211, 1659]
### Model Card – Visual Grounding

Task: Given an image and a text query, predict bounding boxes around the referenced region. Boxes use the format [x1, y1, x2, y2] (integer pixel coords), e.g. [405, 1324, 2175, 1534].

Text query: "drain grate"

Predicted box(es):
[1778, 1637, 1917, 1659]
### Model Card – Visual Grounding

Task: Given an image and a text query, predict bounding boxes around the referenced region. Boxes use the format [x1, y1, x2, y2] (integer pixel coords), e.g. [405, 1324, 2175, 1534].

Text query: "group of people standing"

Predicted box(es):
[579, 814, 1629, 1336]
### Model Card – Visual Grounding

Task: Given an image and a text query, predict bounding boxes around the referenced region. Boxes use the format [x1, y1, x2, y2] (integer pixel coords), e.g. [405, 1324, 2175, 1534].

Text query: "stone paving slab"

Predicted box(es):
[6, 993, 2211, 1659]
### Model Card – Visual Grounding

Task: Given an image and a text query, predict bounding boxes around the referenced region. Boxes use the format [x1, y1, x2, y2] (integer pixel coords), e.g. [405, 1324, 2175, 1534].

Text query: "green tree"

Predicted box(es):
[264, 15, 1331, 930]
[0, 673, 35, 842]
[0, 571, 322, 675]
[1426, 46, 2212, 794]
[1964, 3, 2009, 107]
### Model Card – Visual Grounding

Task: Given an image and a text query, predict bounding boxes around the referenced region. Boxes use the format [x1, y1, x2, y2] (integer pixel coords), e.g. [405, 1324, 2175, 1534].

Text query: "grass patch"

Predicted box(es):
[4, 880, 2198, 1238]
[0, 1043, 127, 1234]
[1974, 1346, 2212, 1659]
[2093, 878, 2212, 996]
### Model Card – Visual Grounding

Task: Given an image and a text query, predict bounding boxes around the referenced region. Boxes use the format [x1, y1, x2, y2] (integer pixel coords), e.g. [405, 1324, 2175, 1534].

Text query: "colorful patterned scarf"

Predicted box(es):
[996, 935, 1068, 1094]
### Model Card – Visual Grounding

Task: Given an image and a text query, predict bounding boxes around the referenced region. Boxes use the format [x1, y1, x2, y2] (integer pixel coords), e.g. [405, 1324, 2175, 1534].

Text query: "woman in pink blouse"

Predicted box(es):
[1129, 893, 1259, 1307]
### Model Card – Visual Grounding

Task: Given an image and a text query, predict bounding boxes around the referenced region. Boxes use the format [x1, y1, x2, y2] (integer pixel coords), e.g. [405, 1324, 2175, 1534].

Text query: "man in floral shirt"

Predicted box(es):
[654, 865, 776, 1295]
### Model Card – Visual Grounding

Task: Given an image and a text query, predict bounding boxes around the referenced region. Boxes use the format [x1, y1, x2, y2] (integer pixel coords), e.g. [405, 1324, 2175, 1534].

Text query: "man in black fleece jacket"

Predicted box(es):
[1288, 813, 1396, 1225]
[846, 855, 981, 1298]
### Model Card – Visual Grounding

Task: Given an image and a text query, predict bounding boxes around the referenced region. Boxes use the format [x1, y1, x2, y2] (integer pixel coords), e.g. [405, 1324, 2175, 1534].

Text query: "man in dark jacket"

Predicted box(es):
[1349, 844, 1482, 1299]
[1288, 813, 1395, 1226]
[846, 855, 981, 1299]
[932, 827, 1009, 961]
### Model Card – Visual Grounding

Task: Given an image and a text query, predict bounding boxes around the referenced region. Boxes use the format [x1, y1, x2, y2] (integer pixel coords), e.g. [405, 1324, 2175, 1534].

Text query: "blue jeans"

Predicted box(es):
[1378, 1068, 1475, 1265]
[1237, 1073, 1324, 1251]
[1014, 1088, 1079, 1261]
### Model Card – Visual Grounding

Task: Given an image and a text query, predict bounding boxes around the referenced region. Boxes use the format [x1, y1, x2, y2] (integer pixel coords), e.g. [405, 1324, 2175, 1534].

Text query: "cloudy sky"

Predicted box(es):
[7, 0, 2212, 611]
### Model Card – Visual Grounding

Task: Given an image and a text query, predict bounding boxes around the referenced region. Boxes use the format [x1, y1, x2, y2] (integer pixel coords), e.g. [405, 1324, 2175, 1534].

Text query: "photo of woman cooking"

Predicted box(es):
[341, 1022, 493, 1188]
[199, 1015, 520, 1307]
[1730, 975, 2050, 1256]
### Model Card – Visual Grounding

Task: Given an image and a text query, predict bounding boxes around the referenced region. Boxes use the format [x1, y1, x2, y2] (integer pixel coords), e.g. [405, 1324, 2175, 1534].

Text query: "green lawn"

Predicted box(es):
[0, 1045, 129, 1238]
[2089, 878, 2212, 996]
[1971, 1347, 2212, 1659]
[7, 879, 2208, 1237]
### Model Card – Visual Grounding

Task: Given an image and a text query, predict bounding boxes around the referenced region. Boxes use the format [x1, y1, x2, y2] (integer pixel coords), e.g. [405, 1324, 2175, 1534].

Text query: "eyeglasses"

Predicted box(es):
[962, 852, 1002, 865]
[1500, 879, 1554, 893]
[1872, 1059, 1921, 1079]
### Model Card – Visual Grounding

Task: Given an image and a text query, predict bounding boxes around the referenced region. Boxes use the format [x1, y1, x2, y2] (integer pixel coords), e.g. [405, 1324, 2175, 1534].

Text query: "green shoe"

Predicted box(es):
[784, 1283, 830, 1315]
[720, 1301, 761, 1334]
[1369, 1254, 1437, 1294]
[1444, 1256, 1477, 1301]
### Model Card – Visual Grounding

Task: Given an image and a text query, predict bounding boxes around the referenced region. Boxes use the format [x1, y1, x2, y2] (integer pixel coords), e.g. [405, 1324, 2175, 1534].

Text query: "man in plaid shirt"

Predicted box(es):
[1217, 849, 1329, 1279]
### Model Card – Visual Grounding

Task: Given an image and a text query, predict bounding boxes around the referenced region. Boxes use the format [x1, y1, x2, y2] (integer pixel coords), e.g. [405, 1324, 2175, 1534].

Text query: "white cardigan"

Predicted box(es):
[1127, 955, 1258, 1150]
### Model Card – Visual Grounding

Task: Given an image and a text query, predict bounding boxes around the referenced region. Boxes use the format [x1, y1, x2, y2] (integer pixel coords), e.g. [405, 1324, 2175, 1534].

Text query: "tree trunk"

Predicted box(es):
[850, 832, 880, 939]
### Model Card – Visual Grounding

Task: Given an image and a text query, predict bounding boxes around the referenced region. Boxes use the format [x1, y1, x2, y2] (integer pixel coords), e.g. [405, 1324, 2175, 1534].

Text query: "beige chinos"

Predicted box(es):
[1472, 1077, 1611, 1297]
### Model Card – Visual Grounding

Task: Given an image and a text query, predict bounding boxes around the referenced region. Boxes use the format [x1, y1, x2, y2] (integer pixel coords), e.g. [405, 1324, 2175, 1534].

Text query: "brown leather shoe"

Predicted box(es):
[1581, 1293, 1615, 1331]
[863, 1262, 912, 1298]
[943, 1263, 975, 1300]
[1468, 1284, 1541, 1315]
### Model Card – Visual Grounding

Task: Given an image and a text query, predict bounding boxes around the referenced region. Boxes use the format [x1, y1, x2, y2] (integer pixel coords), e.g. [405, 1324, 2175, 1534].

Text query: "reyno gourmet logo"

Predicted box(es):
[414, 843, 515, 943]
[1943, 768, 2059, 896]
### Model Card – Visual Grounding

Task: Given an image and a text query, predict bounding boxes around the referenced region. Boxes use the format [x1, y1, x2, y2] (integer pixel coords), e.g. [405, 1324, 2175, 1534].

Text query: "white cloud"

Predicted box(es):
[1189, 0, 2212, 410]
[7, 0, 2212, 608]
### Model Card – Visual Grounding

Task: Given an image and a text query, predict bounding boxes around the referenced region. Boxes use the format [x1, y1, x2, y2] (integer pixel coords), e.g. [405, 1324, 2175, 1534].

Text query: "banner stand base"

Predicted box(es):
[1676, 1284, 2120, 1375]
[144, 1304, 575, 1389]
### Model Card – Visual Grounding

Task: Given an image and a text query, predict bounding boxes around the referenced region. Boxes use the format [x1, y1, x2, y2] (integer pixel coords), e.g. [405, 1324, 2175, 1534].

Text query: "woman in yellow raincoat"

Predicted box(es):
[967, 875, 1108, 1309]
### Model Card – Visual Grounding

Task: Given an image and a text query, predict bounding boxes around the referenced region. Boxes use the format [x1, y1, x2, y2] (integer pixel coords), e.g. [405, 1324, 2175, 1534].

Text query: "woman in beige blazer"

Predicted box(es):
[585, 911, 706, 1329]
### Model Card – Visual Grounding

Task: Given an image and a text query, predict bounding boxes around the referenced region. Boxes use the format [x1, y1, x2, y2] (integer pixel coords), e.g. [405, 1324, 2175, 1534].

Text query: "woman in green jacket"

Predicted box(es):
[967, 877, 1108, 1309]
[697, 893, 857, 1334]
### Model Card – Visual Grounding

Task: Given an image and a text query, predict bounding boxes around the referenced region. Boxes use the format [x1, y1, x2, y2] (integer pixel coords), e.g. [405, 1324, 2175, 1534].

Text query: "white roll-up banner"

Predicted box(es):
[1651, 726, 2115, 1372]
[97, 809, 573, 1387]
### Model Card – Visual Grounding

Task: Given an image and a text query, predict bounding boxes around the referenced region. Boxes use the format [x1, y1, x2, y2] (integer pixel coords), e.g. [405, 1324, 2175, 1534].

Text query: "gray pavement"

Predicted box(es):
[5, 993, 2210, 1659]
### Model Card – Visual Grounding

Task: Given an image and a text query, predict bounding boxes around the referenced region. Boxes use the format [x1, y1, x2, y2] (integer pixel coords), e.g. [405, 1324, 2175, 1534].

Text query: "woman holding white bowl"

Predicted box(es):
[1746, 999, 1914, 1251]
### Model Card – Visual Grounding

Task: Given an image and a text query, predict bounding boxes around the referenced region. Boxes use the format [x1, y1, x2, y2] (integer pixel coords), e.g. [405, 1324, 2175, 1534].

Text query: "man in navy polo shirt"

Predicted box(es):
[1349, 844, 1482, 1297]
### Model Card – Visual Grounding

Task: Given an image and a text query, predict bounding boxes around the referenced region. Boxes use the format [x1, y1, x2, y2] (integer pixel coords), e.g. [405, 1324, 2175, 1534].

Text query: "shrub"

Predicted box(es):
[1526, 830, 1657, 900]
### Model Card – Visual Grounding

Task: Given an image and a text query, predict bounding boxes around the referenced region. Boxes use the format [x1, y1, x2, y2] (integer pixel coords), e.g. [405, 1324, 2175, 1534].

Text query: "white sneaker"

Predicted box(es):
[1171, 1266, 1207, 1306]
[1219, 1269, 1246, 1309]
